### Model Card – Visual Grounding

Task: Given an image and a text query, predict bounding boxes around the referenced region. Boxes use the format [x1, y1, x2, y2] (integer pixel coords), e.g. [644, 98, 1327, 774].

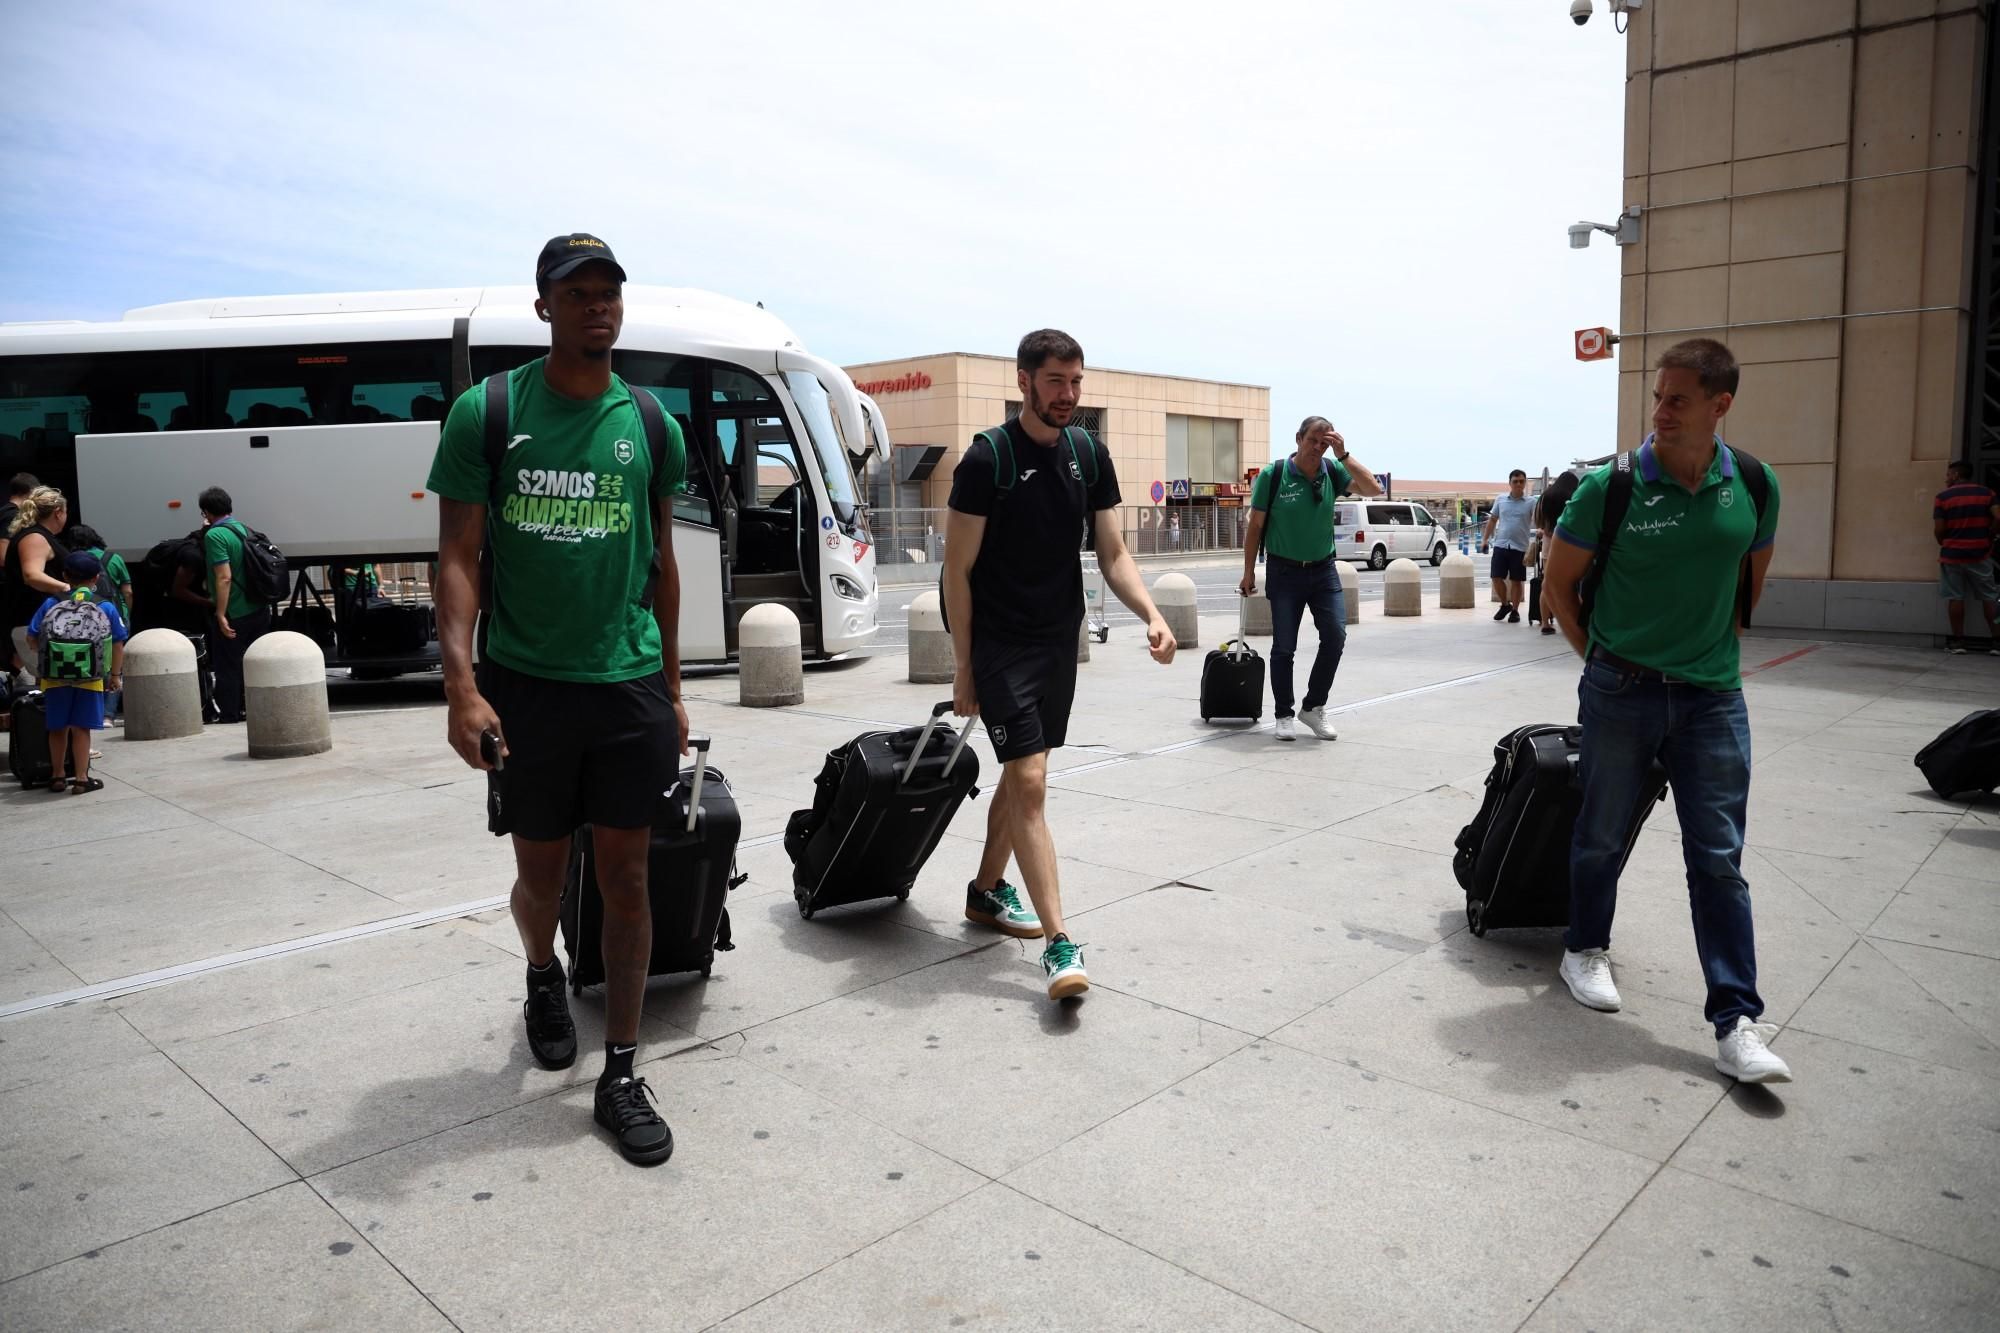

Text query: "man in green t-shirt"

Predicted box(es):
[1238, 416, 1384, 741]
[199, 486, 271, 724]
[428, 233, 688, 1166]
[1542, 338, 1792, 1086]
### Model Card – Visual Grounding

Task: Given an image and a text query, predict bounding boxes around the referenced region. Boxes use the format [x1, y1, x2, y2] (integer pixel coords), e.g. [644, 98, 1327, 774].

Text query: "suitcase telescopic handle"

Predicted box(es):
[684, 733, 711, 834]
[902, 701, 968, 786]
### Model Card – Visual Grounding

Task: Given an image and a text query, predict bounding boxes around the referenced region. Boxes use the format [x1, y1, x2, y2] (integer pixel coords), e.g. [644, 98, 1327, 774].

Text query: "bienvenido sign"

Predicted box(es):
[854, 372, 934, 395]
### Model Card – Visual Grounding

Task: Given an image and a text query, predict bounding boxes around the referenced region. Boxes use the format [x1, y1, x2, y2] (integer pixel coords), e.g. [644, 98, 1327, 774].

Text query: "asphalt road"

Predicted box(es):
[863, 554, 1497, 652]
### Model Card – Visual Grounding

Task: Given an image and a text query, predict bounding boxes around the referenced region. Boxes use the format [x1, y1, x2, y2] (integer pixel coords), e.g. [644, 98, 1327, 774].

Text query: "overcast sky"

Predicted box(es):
[2, 0, 1629, 482]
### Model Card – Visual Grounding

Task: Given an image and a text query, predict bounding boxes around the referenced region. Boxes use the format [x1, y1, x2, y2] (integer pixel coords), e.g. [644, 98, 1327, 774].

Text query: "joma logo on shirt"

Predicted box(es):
[516, 469, 597, 499]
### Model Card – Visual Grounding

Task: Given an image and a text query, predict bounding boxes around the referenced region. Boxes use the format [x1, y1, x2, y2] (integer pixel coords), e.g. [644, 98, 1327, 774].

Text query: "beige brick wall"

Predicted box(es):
[845, 353, 1270, 510]
[1617, 0, 1983, 584]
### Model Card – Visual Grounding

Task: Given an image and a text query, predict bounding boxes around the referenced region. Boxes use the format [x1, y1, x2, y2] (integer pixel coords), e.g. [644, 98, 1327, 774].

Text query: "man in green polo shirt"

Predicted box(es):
[199, 486, 271, 724]
[1239, 416, 1384, 741]
[1542, 337, 1792, 1086]
[429, 232, 689, 1166]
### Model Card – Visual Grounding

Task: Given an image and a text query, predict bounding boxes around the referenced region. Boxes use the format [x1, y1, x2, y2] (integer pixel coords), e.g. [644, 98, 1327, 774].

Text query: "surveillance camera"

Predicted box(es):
[1568, 222, 1594, 249]
[1570, 0, 1592, 24]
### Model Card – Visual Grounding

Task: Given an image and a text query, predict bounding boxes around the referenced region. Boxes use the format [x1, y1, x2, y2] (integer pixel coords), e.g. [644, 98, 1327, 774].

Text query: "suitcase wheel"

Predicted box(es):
[700, 961, 712, 978]
[1095, 627, 1108, 643]
[1466, 898, 1488, 938]
[895, 885, 911, 901]
[797, 895, 816, 920]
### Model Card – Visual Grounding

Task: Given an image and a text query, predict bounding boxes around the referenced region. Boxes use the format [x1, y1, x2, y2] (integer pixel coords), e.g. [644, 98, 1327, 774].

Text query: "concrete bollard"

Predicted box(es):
[122, 628, 203, 741]
[907, 591, 953, 685]
[739, 603, 804, 707]
[1439, 552, 1477, 609]
[1384, 559, 1423, 617]
[1153, 572, 1199, 649]
[1242, 585, 1273, 636]
[1337, 559, 1360, 625]
[244, 631, 332, 758]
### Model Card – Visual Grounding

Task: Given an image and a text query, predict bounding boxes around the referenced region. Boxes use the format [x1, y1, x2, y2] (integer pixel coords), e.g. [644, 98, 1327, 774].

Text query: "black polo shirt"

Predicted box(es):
[948, 418, 1120, 643]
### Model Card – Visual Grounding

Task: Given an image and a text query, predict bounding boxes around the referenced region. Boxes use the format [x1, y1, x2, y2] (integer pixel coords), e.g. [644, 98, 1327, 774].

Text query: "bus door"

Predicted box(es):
[713, 411, 822, 655]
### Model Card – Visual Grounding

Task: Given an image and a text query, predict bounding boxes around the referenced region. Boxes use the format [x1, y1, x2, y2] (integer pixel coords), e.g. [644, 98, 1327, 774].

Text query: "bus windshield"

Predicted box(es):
[782, 369, 861, 528]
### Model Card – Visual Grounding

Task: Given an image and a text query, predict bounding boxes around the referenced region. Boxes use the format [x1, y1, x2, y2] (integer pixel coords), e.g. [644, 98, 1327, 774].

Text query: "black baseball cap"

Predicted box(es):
[536, 233, 628, 287]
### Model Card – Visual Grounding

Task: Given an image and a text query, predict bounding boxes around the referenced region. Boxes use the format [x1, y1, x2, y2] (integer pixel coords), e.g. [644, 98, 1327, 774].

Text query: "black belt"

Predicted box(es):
[1590, 646, 1667, 680]
[1266, 553, 1334, 569]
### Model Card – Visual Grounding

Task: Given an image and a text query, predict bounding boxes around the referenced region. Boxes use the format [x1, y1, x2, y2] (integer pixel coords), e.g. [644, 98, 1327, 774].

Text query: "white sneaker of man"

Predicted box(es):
[1297, 708, 1338, 741]
[1559, 948, 1621, 1011]
[1715, 1016, 1793, 1084]
[1274, 716, 1297, 742]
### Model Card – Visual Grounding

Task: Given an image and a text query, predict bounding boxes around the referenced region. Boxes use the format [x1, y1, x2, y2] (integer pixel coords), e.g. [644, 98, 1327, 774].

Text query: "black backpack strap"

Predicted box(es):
[1580, 451, 1636, 629]
[1726, 444, 1771, 629]
[629, 382, 670, 611]
[1063, 427, 1099, 487]
[482, 373, 510, 501]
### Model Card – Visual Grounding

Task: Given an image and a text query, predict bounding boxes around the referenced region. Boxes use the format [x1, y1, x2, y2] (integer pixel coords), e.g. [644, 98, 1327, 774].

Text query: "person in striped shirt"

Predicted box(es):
[1934, 460, 1999, 655]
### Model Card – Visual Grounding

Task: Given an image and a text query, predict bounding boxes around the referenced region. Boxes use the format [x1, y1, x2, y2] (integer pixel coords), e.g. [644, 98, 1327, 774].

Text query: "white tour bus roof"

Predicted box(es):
[0, 285, 808, 359]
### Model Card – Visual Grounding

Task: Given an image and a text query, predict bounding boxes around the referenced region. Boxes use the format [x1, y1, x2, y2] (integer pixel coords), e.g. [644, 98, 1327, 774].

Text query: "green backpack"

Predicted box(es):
[38, 589, 114, 683]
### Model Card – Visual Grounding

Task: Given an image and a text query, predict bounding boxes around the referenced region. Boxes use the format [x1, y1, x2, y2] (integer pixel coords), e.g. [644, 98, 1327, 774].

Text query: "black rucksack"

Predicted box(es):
[477, 373, 671, 621]
[217, 519, 290, 605]
[937, 422, 1099, 633]
[1578, 444, 1772, 632]
[1914, 709, 2000, 798]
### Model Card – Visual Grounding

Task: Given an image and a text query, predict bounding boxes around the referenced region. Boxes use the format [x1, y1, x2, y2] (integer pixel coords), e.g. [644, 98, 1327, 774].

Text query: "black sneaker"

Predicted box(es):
[1492, 606, 1509, 622]
[1508, 607, 1521, 624]
[595, 1076, 674, 1165]
[523, 974, 577, 1070]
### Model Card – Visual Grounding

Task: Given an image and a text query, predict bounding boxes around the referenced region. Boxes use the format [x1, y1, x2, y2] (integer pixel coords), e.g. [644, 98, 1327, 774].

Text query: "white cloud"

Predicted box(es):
[1, 0, 1630, 480]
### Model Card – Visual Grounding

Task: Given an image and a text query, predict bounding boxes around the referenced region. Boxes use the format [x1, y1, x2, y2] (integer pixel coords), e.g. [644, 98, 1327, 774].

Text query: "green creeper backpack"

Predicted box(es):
[39, 588, 114, 683]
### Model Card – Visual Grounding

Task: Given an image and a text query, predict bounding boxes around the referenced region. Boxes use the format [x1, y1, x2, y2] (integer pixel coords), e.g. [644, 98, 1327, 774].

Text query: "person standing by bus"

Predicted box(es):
[945, 328, 1177, 1002]
[6, 486, 71, 692]
[198, 487, 272, 724]
[428, 233, 688, 1165]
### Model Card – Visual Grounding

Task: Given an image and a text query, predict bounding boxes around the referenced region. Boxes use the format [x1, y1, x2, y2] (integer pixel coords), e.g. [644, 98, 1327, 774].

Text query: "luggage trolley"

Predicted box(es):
[1082, 552, 1110, 642]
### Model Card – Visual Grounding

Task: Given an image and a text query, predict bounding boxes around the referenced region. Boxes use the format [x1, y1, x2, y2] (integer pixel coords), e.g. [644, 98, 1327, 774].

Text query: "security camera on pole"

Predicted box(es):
[1568, 0, 1644, 28]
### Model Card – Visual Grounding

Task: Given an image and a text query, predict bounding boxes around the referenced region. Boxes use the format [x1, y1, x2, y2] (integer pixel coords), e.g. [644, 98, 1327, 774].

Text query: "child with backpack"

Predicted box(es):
[24, 551, 128, 793]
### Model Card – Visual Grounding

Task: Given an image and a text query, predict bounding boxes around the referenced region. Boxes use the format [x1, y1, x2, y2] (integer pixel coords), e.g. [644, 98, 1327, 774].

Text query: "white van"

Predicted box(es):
[1334, 500, 1450, 570]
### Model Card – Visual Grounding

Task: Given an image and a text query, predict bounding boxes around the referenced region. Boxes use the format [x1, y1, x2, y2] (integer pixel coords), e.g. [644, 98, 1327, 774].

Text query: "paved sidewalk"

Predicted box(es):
[1, 598, 1995, 1331]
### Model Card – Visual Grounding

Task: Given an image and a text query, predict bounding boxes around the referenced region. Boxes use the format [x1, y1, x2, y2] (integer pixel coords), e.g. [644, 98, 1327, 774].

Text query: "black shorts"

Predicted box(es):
[1491, 547, 1528, 582]
[972, 632, 1078, 765]
[480, 659, 677, 841]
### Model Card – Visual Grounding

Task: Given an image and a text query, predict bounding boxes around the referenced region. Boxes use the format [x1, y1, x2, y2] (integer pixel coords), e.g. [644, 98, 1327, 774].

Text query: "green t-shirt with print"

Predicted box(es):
[203, 521, 259, 620]
[426, 359, 687, 684]
[1554, 440, 1780, 691]
[1250, 455, 1354, 563]
[88, 548, 133, 620]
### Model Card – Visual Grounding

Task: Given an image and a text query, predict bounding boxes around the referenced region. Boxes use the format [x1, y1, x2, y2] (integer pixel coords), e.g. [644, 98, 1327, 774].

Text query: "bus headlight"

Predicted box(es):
[830, 575, 867, 601]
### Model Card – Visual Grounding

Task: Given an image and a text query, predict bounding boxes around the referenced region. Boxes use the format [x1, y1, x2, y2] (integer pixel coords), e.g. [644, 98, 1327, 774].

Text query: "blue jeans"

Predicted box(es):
[1266, 556, 1345, 719]
[1566, 657, 1762, 1037]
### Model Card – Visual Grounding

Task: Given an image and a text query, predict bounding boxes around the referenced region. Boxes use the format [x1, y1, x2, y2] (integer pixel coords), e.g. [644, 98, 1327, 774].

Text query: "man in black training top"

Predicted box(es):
[429, 234, 690, 1164]
[944, 329, 1176, 1001]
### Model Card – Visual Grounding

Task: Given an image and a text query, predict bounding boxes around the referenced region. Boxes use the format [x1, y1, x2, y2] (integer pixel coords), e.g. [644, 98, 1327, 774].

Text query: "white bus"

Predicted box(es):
[0, 286, 880, 668]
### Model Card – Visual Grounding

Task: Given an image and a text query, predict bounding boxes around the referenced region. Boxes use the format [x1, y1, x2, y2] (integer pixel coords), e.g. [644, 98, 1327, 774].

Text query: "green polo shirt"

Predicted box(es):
[1250, 455, 1353, 562]
[1555, 439, 1780, 690]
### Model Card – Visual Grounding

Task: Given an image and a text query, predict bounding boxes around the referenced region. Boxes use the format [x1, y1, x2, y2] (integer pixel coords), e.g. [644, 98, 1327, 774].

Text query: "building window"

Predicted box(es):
[1166, 414, 1240, 484]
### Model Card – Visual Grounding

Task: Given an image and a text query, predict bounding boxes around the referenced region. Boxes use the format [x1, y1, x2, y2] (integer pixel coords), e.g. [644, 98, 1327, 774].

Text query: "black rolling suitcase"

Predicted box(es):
[1453, 723, 1666, 936]
[1200, 636, 1264, 723]
[561, 734, 745, 990]
[9, 691, 55, 788]
[785, 701, 980, 919]
[1915, 709, 2000, 798]
[1201, 599, 1265, 724]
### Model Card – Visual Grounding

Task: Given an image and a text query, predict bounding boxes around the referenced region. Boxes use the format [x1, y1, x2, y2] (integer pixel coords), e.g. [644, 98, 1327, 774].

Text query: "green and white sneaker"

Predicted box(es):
[966, 880, 1043, 938]
[1041, 934, 1089, 1000]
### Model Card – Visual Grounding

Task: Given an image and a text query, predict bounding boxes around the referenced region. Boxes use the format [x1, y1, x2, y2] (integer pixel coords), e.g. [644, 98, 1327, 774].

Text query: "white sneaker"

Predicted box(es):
[1274, 716, 1297, 741]
[1297, 708, 1338, 741]
[1715, 1016, 1792, 1084]
[1559, 948, 1622, 1011]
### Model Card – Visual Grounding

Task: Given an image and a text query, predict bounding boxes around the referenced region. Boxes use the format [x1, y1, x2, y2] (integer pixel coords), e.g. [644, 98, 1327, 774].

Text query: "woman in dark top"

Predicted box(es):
[6, 487, 71, 682]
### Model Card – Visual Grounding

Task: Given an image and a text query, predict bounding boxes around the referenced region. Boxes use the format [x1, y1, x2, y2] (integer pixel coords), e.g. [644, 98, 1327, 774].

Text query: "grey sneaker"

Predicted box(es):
[1041, 935, 1089, 1000]
[966, 880, 1043, 938]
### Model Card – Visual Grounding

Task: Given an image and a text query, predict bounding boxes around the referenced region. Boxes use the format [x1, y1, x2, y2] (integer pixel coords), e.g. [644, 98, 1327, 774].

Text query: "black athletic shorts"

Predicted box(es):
[1490, 546, 1528, 582]
[972, 632, 1079, 765]
[479, 658, 677, 841]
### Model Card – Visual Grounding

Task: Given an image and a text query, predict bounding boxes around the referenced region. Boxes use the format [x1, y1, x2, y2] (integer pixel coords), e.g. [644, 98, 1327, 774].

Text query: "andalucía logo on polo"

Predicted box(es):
[614, 439, 634, 465]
